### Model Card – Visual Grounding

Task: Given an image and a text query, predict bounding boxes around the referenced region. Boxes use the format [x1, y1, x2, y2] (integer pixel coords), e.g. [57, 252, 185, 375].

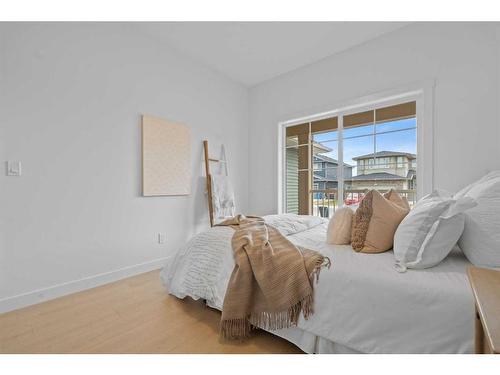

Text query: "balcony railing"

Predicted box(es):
[311, 188, 417, 219]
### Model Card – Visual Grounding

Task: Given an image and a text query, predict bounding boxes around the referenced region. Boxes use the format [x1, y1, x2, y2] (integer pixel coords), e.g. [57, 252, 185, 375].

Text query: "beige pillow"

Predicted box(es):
[351, 190, 410, 253]
[384, 189, 410, 210]
[327, 207, 354, 245]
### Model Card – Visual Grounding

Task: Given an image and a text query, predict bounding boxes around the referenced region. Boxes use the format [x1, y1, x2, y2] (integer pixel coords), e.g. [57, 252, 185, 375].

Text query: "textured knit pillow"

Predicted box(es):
[327, 207, 354, 245]
[351, 190, 410, 253]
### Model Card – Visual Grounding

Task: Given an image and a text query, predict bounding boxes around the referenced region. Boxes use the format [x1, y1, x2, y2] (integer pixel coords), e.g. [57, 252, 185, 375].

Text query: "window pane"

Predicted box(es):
[343, 123, 374, 139]
[312, 163, 338, 185]
[313, 129, 338, 142]
[312, 164, 339, 219]
[313, 140, 338, 161]
[342, 134, 374, 177]
[343, 133, 376, 207]
[283, 107, 417, 217]
[375, 127, 417, 206]
[312, 133, 340, 218]
[343, 126, 417, 207]
[376, 128, 417, 156]
[376, 117, 416, 134]
[312, 130, 339, 218]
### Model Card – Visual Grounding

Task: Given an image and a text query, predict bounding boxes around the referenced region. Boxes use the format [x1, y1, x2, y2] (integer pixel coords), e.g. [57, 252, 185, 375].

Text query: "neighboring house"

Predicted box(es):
[286, 141, 353, 213]
[286, 147, 416, 214]
[313, 154, 353, 193]
[347, 151, 416, 191]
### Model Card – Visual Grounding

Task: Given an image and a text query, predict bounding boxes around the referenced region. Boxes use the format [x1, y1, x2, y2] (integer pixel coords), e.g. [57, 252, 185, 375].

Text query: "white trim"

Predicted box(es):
[279, 80, 435, 127]
[277, 119, 285, 213]
[277, 80, 435, 214]
[0, 256, 171, 314]
[338, 115, 344, 205]
[416, 81, 436, 197]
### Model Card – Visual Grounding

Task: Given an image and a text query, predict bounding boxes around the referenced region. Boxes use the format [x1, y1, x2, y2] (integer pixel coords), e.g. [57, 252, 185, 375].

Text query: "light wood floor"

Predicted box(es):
[0, 270, 303, 354]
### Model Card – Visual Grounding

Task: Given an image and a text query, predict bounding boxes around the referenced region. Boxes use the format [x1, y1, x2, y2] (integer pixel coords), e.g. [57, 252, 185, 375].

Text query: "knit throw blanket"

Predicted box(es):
[216, 215, 331, 340]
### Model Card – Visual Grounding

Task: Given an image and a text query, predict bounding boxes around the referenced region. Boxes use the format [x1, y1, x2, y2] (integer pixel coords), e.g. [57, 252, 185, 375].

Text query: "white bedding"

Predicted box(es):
[160, 214, 475, 354]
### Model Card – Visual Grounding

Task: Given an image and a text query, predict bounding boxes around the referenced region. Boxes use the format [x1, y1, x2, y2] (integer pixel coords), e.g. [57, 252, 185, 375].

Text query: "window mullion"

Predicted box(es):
[373, 110, 377, 164]
[308, 121, 312, 215]
[338, 115, 344, 208]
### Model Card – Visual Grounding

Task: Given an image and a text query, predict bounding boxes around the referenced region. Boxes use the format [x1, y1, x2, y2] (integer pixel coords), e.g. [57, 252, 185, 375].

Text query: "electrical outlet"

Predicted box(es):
[158, 233, 166, 244]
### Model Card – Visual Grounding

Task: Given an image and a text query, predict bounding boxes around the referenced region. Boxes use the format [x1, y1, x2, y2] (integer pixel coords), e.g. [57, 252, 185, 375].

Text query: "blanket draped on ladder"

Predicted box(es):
[216, 215, 331, 340]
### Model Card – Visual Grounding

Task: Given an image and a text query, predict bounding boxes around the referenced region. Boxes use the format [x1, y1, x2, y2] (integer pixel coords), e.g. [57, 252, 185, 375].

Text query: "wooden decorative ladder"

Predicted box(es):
[203, 140, 228, 227]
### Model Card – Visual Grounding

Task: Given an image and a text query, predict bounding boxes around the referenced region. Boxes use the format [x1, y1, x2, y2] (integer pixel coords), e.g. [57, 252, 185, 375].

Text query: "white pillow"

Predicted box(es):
[455, 171, 500, 267]
[393, 190, 476, 272]
[454, 170, 500, 198]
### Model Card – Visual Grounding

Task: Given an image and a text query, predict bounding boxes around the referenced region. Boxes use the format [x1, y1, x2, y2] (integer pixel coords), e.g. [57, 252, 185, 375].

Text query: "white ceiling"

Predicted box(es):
[132, 22, 409, 87]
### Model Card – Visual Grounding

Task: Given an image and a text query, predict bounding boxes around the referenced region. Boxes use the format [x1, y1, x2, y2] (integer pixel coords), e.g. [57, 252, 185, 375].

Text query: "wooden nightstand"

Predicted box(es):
[467, 266, 500, 354]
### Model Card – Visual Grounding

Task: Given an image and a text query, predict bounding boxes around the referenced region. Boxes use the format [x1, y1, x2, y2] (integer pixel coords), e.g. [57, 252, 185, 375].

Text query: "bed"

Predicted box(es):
[160, 214, 475, 354]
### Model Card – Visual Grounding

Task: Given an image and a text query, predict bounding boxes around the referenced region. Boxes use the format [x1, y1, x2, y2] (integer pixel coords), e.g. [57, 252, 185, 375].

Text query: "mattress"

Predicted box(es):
[160, 214, 475, 353]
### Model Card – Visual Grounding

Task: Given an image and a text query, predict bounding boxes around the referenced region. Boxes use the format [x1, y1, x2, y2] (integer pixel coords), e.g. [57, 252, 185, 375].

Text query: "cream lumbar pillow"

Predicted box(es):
[351, 190, 410, 253]
[393, 189, 477, 272]
[327, 207, 354, 245]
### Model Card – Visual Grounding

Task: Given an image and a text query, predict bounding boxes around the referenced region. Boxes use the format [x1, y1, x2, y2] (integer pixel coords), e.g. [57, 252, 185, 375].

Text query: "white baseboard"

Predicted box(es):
[0, 257, 170, 314]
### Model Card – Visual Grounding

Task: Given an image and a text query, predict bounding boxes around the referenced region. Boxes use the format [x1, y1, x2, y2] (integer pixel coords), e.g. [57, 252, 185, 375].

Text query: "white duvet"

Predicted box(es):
[160, 214, 474, 354]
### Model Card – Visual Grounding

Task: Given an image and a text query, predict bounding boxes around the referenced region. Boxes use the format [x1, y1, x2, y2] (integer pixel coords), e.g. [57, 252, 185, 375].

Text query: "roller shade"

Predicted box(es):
[376, 101, 416, 123]
[344, 110, 374, 128]
[285, 123, 308, 137]
[342, 101, 416, 128]
[311, 117, 338, 133]
[286, 101, 416, 134]
[285, 117, 339, 136]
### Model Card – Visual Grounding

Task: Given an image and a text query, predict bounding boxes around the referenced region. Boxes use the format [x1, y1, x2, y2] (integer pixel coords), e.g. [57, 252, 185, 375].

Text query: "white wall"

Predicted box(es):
[248, 22, 500, 215]
[0, 23, 249, 311]
[2, 22, 500, 312]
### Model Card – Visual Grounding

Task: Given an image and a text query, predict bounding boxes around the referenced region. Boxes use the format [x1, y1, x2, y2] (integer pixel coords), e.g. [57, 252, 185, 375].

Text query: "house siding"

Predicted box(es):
[286, 147, 299, 214]
[349, 179, 407, 191]
[357, 155, 413, 178]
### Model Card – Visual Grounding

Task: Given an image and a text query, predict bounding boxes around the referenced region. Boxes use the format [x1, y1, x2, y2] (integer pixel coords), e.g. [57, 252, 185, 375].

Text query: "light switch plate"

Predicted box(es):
[6, 161, 21, 176]
[158, 233, 166, 244]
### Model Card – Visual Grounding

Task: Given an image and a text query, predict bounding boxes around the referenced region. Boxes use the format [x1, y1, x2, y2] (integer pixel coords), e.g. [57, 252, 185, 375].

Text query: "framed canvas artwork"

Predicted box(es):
[142, 115, 191, 196]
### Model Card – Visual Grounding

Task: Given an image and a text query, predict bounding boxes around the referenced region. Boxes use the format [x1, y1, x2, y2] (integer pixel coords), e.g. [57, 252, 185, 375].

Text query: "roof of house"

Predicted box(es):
[314, 153, 353, 168]
[313, 142, 331, 153]
[348, 172, 407, 181]
[313, 173, 337, 183]
[286, 138, 332, 154]
[351, 151, 416, 161]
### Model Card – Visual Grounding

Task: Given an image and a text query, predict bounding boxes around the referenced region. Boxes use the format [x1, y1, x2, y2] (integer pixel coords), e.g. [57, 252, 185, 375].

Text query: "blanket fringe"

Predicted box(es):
[220, 256, 332, 340]
[220, 317, 253, 340]
[250, 293, 315, 330]
[310, 256, 331, 283]
[220, 294, 315, 340]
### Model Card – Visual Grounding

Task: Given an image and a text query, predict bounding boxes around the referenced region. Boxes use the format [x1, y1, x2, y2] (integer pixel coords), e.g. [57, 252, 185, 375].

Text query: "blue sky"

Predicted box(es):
[313, 118, 416, 174]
